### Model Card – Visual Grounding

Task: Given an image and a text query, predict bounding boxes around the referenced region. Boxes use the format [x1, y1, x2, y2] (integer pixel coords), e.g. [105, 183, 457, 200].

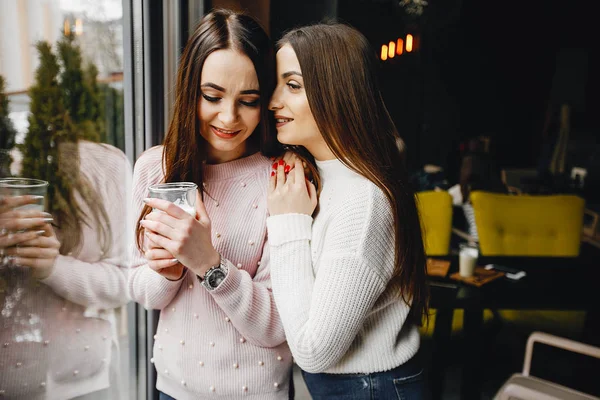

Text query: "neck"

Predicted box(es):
[305, 140, 336, 162]
[206, 141, 257, 164]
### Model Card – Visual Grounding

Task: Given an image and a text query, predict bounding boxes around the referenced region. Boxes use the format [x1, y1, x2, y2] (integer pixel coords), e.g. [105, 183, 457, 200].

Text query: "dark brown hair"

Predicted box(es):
[136, 9, 277, 249]
[279, 22, 428, 324]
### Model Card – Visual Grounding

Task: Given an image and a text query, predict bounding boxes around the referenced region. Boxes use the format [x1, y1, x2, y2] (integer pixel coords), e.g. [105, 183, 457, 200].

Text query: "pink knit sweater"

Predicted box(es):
[127, 147, 292, 400]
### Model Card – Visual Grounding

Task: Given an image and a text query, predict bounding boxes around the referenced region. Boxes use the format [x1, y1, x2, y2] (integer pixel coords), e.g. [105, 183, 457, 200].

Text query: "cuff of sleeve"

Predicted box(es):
[267, 213, 313, 247]
[209, 258, 241, 298]
[39, 254, 71, 287]
[147, 267, 186, 296]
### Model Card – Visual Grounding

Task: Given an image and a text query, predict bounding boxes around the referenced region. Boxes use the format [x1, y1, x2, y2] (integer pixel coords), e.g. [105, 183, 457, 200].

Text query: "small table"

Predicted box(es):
[428, 251, 599, 400]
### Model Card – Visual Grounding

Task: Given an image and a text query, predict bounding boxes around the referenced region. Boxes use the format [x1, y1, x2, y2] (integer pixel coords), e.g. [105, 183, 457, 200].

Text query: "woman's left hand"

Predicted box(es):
[4, 222, 61, 280]
[140, 191, 220, 278]
[268, 159, 318, 216]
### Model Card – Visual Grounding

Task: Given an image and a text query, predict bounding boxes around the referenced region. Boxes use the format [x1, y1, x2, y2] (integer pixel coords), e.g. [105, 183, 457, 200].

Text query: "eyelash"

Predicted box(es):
[286, 82, 301, 90]
[201, 94, 260, 108]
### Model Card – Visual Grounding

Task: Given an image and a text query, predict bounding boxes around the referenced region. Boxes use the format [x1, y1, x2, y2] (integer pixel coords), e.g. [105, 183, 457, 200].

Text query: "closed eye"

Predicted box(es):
[240, 99, 260, 107]
[202, 93, 220, 102]
[286, 82, 301, 90]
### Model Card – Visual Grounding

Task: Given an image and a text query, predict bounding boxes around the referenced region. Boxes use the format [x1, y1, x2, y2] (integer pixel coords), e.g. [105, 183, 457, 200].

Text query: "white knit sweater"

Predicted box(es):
[267, 158, 420, 374]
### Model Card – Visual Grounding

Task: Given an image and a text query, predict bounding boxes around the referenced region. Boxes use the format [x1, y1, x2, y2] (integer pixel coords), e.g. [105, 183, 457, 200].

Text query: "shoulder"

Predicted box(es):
[79, 141, 130, 170]
[132, 146, 164, 194]
[78, 141, 132, 184]
[135, 145, 163, 170]
[333, 175, 392, 223]
[133, 146, 163, 178]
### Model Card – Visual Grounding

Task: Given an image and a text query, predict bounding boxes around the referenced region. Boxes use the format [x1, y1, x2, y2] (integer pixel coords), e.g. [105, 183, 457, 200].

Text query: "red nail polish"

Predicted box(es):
[270, 156, 275, 161]
[271, 171, 275, 176]
[272, 162, 278, 170]
[278, 159, 284, 166]
[284, 165, 291, 173]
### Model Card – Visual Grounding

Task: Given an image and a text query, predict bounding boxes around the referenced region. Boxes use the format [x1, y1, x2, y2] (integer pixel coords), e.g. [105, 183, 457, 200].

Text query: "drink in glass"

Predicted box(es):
[147, 182, 197, 216]
[459, 242, 479, 278]
[0, 178, 48, 212]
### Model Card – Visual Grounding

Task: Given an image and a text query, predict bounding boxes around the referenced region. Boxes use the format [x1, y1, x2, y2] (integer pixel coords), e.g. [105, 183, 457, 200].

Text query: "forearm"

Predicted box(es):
[209, 258, 286, 347]
[41, 254, 129, 309]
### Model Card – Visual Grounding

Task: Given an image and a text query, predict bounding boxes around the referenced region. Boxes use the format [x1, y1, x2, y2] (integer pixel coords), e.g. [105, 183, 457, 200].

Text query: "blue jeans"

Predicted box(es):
[301, 355, 424, 400]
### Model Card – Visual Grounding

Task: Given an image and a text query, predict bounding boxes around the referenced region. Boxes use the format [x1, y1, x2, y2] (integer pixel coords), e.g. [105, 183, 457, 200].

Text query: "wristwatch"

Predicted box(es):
[200, 256, 228, 291]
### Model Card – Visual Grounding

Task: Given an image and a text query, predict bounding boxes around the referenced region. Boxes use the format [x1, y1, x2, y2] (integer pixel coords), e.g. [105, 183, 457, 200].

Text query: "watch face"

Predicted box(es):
[208, 269, 226, 287]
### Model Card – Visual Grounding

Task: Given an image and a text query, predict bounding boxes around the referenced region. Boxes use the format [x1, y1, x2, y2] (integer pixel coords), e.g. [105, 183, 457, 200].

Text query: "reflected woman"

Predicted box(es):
[0, 141, 131, 398]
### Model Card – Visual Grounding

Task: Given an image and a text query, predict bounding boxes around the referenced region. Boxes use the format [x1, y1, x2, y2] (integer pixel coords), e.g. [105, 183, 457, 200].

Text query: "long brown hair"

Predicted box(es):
[135, 9, 278, 250]
[279, 22, 428, 324]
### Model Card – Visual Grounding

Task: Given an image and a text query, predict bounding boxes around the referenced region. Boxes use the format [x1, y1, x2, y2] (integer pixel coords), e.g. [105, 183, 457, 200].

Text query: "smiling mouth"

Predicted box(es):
[211, 126, 241, 138]
[275, 118, 293, 128]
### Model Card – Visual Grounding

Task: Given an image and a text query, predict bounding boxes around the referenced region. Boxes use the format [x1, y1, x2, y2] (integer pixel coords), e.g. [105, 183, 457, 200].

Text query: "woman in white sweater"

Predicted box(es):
[267, 22, 429, 399]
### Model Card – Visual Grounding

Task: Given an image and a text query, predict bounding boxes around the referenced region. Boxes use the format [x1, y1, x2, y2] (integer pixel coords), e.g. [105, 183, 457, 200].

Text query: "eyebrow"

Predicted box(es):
[282, 71, 302, 78]
[201, 82, 260, 95]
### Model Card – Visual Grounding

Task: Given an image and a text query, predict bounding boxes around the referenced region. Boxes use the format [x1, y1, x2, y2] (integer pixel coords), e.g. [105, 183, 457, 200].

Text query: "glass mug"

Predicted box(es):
[0, 178, 48, 212]
[459, 242, 479, 278]
[147, 182, 197, 216]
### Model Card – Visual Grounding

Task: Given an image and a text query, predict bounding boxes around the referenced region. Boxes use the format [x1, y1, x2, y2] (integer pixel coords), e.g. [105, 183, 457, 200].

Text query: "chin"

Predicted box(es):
[276, 131, 299, 146]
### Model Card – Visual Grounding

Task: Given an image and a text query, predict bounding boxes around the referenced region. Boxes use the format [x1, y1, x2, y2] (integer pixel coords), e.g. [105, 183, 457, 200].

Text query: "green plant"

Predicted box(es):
[0, 75, 17, 177]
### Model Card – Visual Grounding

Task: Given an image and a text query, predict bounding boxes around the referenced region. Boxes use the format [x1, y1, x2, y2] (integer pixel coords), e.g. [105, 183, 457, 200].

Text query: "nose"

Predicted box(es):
[218, 101, 238, 126]
[269, 87, 283, 111]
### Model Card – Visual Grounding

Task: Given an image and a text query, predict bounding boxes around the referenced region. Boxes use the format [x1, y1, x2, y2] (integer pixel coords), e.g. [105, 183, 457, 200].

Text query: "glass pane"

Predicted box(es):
[1, 1, 132, 399]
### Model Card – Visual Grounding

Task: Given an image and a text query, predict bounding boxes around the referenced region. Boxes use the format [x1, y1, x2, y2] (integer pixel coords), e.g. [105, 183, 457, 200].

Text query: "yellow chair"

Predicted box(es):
[470, 191, 586, 336]
[470, 191, 584, 256]
[416, 191, 491, 336]
[416, 191, 453, 256]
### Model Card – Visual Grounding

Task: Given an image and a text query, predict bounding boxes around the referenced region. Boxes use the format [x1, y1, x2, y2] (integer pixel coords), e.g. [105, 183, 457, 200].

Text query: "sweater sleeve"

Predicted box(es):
[267, 188, 394, 373]
[40, 144, 132, 309]
[126, 147, 184, 309]
[208, 235, 287, 348]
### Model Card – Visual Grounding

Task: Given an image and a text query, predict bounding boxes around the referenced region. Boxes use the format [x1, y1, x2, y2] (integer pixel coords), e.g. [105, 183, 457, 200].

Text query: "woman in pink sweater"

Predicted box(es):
[127, 9, 292, 400]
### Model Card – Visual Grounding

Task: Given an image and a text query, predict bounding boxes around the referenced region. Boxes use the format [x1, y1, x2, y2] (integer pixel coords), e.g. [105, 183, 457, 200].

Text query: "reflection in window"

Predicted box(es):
[1, 1, 131, 399]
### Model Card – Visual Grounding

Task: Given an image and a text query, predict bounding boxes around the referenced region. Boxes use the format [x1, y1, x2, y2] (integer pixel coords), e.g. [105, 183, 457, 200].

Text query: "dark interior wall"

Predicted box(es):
[269, 0, 597, 179]
[270, 0, 338, 41]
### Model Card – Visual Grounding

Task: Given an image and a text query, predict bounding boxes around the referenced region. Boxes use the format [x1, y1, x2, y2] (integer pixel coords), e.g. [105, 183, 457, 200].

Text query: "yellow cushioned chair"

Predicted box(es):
[470, 191, 584, 256]
[416, 191, 453, 256]
[416, 191, 494, 336]
[470, 191, 586, 336]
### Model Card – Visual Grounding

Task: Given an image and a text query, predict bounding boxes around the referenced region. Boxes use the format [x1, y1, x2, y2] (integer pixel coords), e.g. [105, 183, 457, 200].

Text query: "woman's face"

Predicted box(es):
[198, 49, 261, 163]
[269, 45, 332, 161]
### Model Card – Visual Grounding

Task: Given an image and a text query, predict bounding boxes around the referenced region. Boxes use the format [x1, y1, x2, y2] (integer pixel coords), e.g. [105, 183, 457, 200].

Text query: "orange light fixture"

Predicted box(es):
[381, 44, 388, 61]
[388, 41, 395, 58]
[396, 38, 404, 55]
[406, 34, 413, 52]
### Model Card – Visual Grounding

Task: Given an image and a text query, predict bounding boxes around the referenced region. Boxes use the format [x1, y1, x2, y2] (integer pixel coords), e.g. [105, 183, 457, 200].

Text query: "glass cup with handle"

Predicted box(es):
[147, 182, 197, 216]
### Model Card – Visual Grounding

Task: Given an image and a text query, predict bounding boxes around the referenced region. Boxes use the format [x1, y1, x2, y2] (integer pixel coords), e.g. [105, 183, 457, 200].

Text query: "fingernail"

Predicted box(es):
[284, 165, 291, 173]
[42, 212, 52, 217]
[270, 171, 275, 177]
[269, 156, 275, 161]
[35, 230, 45, 236]
[42, 218, 53, 223]
[302, 161, 307, 168]
[272, 162, 278, 170]
[170, 258, 178, 263]
[142, 198, 150, 203]
[31, 195, 45, 200]
[278, 159, 284, 166]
